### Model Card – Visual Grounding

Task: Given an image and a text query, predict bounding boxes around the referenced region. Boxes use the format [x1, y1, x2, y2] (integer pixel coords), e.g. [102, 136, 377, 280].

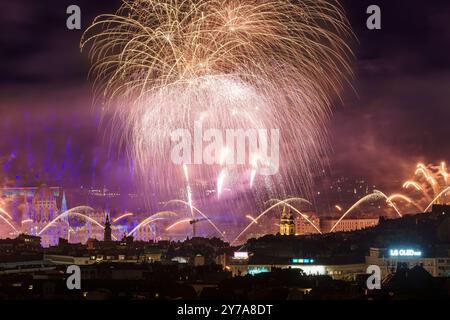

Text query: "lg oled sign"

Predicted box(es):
[389, 249, 422, 257]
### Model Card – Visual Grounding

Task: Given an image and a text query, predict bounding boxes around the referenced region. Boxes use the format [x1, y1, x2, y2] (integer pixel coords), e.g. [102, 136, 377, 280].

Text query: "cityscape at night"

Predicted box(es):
[0, 0, 450, 313]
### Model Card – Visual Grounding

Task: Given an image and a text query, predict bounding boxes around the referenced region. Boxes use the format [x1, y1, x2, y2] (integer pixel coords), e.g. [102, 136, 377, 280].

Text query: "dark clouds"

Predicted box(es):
[0, 0, 449, 192]
[328, 0, 450, 185]
[0, 1, 129, 188]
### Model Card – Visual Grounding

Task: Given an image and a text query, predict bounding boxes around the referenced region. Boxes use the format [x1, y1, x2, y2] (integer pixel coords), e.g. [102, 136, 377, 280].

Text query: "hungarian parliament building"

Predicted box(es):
[0, 185, 155, 247]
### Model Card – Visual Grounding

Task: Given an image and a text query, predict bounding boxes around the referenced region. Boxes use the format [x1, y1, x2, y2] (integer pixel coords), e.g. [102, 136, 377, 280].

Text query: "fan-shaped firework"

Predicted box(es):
[81, 0, 353, 207]
[388, 162, 450, 214]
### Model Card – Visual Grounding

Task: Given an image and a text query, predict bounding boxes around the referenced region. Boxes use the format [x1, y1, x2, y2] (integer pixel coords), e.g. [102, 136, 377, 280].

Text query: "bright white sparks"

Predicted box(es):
[81, 0, 353, 207]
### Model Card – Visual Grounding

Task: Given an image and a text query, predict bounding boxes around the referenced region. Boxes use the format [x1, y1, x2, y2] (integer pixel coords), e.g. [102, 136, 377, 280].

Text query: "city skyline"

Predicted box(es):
[0, 0, 449, 246]
[0, 0, 449, 306]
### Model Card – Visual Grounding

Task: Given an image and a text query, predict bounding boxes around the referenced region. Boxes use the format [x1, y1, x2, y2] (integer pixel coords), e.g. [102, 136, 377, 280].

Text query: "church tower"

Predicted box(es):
[280, 206, 295, 235]
[104, 213, 112, 242]
[61, 191, 68, 213]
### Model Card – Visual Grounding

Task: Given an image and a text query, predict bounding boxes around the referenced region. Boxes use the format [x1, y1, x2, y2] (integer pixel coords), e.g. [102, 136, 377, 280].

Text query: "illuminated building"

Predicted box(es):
[1, 186, 60, 222]
[295, 216, 379, 235]
[228, 255, 366, 280]
[60, 192, 68, 213]
[30, 184, 58, 223]
[43, 251, 164, 265]
[365, 247, 450, 278]
[25, 185, 66, 247]
[295, 215, 321, 235]
[134, 223, 156, 241]
[228, 247, 450, 280]
[279, 206, 295, 236]
[321, 218, 379, 233]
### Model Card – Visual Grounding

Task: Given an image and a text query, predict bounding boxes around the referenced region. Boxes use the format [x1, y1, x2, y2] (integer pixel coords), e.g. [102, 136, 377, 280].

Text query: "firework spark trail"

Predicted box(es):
[273, 199, 321, 232]
[128, 211, 177, 236]
[128, 218, 167, 237]
[403, 181, 421, 191]
[183, 165, 194, 217]
[397, 163, 450, 211]
[113, 212, 134, 223]
[231, 202, 283, 245]
[217, 147, 231, 198]
[330, 191, 402, 233]
[249, 153, 261, 188]
[374, 190, 403, 217]
[38, 207, 118, 240]
[387, 194, 423, 212]
[60, 220, 77, 243]
[424, 186, 450, 212]
[246, 214, 258, 224]
[166, 218, 192, 231]
[164, 199, 226, 239]
[231, 197, 319, 245]
[329, 193, 381, 232]
[416, 164, 439, 195]
[0, 208, 12, 220]
[267, 197, 312, 207]
[249, 169, 257, 188]
[387, 194, 424, 213]
[81, 0, 353, 206]
[439, 162, 449, 184]
[0, 214, 19, 234]
[403, 180, 433, 202]
[217, 168, 227, 199]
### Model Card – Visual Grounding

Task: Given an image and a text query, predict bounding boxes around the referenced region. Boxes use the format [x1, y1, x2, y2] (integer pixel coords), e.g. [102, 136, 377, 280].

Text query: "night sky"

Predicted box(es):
[1, 0, 449, 193]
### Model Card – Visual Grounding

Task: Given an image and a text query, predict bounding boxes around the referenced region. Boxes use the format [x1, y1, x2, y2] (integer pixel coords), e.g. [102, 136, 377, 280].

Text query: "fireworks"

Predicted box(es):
[81, 0, 353, 207]
[127, 211, 178, 236]
[329, 191, 401, 233]
[398, 162, 450, 212]
[389, 163, 450, 214]
[112, 212, 134, 223]
[0, 161, 446, 245]
[331, 163, 450, 232]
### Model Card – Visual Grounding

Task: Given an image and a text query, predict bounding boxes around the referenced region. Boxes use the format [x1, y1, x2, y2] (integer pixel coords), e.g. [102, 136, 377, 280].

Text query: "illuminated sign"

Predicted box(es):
[248, 266, 269, 275]
[233, 252, 249, 260]
[292, 258, 314, 264]
[291, 265, 325, 275]
[389, 249, 422, 257]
